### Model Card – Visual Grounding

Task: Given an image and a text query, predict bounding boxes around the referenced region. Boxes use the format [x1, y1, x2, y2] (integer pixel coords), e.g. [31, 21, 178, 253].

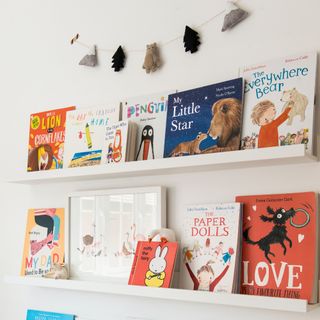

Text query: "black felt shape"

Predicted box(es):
[183, 26, 201, 53]
[111, 46, 125, 72]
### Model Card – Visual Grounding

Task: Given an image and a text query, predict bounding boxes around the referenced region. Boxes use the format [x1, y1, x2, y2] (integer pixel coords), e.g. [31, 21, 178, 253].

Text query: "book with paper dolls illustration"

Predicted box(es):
[240, 52, 317, 154]
[20, 208, 65, 277]
[236, 192, 318, 303]
[179, 203, 242, 293]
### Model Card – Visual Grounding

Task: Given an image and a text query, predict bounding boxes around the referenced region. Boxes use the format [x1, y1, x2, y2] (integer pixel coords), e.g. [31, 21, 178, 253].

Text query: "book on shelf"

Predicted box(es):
[64, 105, 120, 168]
[121, 92, 170, 161]
[163, 78, 244, 158]
[27, 106, 75, 172]
[179, 203, 242, 293]
[26, 310, 75, 320]
[103, 120, 138, 164]
[128, 241, 178, 288]
[236, 192, 319, 303]
[240, 52, 317, 153]
[21, 208, 65, 277]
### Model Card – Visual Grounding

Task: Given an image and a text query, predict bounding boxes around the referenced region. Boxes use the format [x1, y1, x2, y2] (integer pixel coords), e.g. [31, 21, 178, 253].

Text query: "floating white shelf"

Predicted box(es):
[3, 275, 319, 313]
[7, 145, 317, 184]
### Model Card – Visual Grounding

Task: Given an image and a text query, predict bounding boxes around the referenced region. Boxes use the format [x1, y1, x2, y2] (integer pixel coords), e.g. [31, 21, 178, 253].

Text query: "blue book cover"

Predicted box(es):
[163, 78, 243, 157]
[26, 310, 75, 320]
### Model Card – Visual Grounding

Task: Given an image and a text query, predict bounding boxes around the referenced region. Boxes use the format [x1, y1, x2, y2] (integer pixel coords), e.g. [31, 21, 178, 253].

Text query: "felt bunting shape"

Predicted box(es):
[112, 46, 126, 72]
[79, 45, 97, 67]
[183, 26, 201, 53]
[221, 1, 249, 32]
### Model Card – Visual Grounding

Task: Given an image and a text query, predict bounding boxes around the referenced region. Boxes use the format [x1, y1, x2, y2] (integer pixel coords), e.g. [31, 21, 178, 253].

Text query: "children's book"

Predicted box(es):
[236, 192, 319, 303]
[27, 106, 75, 171]
[121, 92, 169, 161]
[26, 310, 75, 320]
[240, 52, 317, 153]
[128, 241, 178, 288]
[21, 208, 65, 277]
[103, 120, 138, 164]
[179, 203, 242, 293]
[64, 105, 120, 168]
[163, 78, 244, 157]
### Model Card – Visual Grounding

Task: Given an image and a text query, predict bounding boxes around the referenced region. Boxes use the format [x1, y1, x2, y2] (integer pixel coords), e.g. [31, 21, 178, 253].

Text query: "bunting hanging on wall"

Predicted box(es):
[70, 1, 249, 72]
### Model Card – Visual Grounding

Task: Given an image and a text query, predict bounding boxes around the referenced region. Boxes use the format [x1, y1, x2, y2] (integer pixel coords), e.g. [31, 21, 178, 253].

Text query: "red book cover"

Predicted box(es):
[236, 192, 318, 303]
[128, 241, 178, 288]
[27, 106, 75, 171]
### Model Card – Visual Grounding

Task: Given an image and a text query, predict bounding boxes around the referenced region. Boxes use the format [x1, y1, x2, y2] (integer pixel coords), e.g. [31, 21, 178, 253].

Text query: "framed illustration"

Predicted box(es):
[68, 186, 166, 280]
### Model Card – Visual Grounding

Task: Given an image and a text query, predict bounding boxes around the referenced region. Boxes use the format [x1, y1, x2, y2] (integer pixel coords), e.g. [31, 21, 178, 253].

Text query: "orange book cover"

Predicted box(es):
[20, 208, 65, 277]
[128, 241, 178, 288]
[236, 192, 318, 303]
[27, 106, 75, 171]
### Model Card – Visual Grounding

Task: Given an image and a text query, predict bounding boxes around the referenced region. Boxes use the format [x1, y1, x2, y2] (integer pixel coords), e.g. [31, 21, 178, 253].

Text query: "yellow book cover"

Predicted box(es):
[20, 208, 65, 276]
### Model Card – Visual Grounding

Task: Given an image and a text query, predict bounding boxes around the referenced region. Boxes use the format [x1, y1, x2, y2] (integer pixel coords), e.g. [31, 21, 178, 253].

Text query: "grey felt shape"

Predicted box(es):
[221, 1, 248, 32]
[79, 45, 97, 67]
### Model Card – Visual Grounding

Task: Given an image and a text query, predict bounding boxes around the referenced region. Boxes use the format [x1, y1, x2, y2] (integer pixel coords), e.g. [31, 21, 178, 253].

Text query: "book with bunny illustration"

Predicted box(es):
[64, 105, 120, 168]
[240, 52, 317, 153]
[163, 78, 243, 157]
[128, 241, 178, 288]
[179, 203, 242, 293]
[21, 208, 65, 277]
[236, 192, 319, 303]
[27, 106, 75, 172]
[103, 120, 138, 164]
[122, 92, 169, 161]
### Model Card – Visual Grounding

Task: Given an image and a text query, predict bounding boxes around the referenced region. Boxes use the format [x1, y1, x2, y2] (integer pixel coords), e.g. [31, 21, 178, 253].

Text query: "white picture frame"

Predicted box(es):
[68, 186, 166, 281]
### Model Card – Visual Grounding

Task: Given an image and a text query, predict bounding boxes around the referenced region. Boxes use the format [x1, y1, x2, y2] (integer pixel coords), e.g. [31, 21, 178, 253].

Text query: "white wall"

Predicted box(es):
[0, 0, 319, 319]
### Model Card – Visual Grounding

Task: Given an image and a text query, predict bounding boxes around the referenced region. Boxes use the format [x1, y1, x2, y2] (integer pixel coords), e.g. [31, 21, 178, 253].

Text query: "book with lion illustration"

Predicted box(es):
[236, 192, 319, 303]
[63, 105, 120, 168]
[240, 52, 317, 153]
[122, 92, 169, 161]
[128, 241, 178, 288]
[163, 78, 244, 158]
[179, 203, 242, 293]
[27, 106, 75, 172]
[21, 208, 65, 277]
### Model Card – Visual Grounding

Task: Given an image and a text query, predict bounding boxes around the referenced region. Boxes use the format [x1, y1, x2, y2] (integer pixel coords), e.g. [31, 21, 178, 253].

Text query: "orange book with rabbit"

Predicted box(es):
[236, 192, 318, 303]
[128, 241, 178, 288]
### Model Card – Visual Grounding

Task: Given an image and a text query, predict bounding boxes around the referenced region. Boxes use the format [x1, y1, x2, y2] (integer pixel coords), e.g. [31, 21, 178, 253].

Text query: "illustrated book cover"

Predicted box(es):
[240, 52, 317, 153]
[64, 105, 120, 168]
[179, 203, 242, 293]
[27, 106, 75, 172]
[122, 92, 169, 161]
[163, 78, 244, 157]
[128, 241, 178, 288]
[236, 192, 319, 303]
[26, 310, 75, 320]
[21, 208, 65, 277]
[103, 120, 138, 164]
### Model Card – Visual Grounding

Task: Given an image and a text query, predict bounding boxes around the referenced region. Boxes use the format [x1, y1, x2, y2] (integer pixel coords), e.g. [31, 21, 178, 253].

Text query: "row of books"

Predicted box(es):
[27, 51, 317, 171]
[20, 191, 319, 304]
[129, 191, 319, 304]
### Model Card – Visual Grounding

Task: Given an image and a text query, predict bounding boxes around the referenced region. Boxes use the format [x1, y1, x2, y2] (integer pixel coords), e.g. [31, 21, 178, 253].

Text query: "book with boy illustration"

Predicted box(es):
[179, 203, 242, 293]
[103, 120, 138, 164]
[163, 78, 243, 157]
[27, 106, 75, 171]
[128, 241, 178, 288]
[236, 192, 319, 303]
[240, 52, 317, 153]
[122, 92, 169, 161]
[64, 105, 120, 168]
[26, 310, 75, 320]
[21, 208, 65, 277]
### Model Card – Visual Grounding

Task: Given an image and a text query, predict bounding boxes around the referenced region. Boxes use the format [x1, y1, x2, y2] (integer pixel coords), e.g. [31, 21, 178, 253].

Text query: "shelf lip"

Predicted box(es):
[6, 145, 317, 185]
[3, 275, 316, 313]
